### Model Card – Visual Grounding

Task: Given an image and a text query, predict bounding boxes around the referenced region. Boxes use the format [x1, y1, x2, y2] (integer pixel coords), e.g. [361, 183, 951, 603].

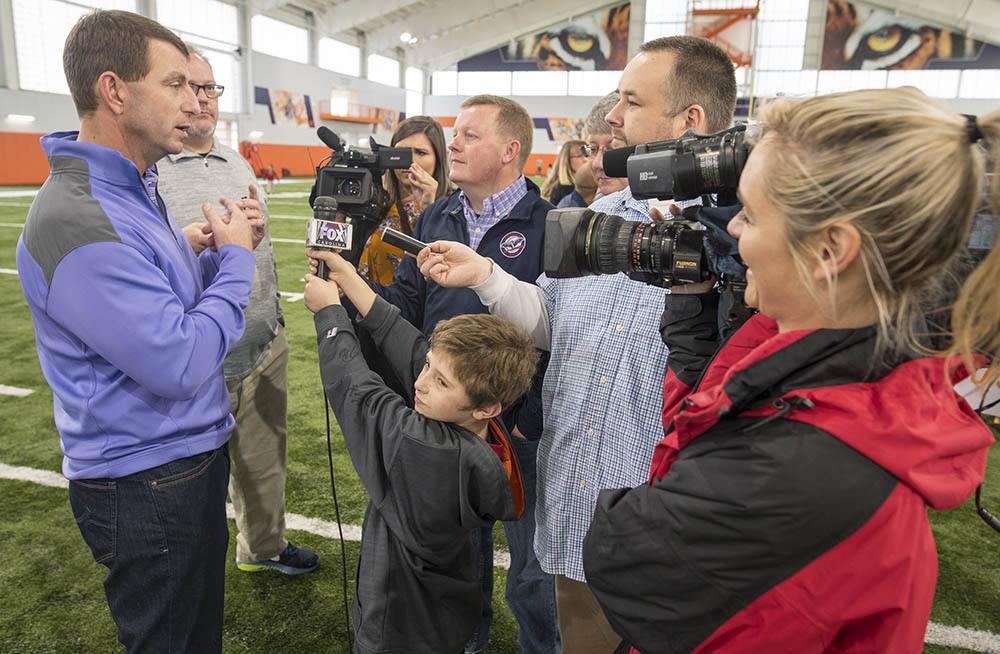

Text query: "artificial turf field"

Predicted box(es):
[0, 179, 998, 654]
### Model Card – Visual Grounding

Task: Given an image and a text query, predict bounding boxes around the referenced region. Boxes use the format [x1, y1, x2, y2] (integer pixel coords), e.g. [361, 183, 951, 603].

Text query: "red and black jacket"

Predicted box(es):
[583, 293, 992, 654]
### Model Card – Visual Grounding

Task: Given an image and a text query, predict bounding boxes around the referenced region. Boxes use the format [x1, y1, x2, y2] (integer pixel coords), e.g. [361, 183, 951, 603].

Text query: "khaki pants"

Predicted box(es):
[226, 328, 289, 563]
[554, 574, 623, 654]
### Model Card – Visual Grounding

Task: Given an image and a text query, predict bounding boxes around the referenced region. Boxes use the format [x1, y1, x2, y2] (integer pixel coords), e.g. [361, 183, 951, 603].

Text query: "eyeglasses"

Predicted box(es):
[582, 144, 608, 159]
[583, 140, 627, 159]
[569, 151, 587, 160]
[189, 82, 225, 99]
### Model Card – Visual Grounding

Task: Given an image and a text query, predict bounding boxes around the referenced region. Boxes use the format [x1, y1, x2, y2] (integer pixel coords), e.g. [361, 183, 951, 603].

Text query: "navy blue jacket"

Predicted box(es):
[372, 178, 550, 335]
[367, 178, 550, 439]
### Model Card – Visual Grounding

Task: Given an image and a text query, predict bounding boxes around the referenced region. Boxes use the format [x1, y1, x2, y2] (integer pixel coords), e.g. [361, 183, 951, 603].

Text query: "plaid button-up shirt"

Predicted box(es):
[459, 176, 527, 250]
[534, 188, 699, 581]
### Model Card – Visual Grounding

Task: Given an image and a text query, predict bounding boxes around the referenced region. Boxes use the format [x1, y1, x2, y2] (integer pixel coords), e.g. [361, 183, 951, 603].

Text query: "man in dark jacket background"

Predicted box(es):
[367, 95, 559, 654]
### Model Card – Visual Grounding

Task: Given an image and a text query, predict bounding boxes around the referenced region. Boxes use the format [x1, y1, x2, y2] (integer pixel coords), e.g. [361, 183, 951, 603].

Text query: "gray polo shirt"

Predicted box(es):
[157, 140, 283, 380]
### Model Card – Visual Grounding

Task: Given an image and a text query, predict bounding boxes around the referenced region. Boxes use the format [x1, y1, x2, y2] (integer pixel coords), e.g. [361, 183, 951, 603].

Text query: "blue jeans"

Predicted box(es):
[69, 446, 231, 653]
[465, 437, 561, 654]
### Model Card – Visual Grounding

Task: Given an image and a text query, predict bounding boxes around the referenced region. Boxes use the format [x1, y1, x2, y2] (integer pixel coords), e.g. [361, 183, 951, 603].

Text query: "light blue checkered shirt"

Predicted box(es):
[534, 189, 699, 582]
[459, 176, 527, 250]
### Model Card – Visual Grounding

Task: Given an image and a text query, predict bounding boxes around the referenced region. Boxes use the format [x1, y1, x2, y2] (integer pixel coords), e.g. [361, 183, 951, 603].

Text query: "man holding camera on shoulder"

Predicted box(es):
[416, 36, 737, 653]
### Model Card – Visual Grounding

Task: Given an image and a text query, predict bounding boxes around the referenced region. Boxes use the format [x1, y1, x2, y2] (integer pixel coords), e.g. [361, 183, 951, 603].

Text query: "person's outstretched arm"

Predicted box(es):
[418, 240, 551, 350]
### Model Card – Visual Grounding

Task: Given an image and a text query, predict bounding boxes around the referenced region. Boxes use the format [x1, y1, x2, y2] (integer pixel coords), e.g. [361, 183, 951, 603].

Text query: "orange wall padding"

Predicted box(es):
[248, 143, 332, 177]
[526, 154, 557, 177]
[1, 132, 49, 185]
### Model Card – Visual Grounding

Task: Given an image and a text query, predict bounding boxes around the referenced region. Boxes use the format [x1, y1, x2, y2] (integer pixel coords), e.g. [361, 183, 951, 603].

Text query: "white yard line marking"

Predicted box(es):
[279, 291, 304, 303]
[925, 622, 1000, 653]
[0, 385, 33, 397]
[0, 462, 513, 569]
[0, 202, 32, 207]
[269, 214, 309, 220]
[0, 222, 26, 228]
[0, 268, 19, 275]
[0, 190, 38, 198]
[271, 237, 302, 244]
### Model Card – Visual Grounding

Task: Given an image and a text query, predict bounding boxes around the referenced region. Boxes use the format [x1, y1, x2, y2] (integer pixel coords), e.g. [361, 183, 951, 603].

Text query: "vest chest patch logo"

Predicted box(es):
[499, 231, 526, 258]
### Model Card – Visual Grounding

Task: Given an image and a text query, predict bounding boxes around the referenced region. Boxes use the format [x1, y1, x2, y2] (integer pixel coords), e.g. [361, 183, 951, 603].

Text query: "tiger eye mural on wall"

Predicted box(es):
[822, 0, 1000, 70]
[458, 2, 630, 72]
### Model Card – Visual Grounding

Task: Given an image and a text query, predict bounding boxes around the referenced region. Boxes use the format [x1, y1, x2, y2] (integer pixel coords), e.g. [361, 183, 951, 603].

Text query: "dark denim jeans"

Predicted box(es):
[69, 446, 231, 653]
[465, 437, 561, 654]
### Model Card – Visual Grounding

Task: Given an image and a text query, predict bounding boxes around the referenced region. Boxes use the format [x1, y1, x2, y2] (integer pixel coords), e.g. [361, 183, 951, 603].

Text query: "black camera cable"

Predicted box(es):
[322, 389, 354, 651]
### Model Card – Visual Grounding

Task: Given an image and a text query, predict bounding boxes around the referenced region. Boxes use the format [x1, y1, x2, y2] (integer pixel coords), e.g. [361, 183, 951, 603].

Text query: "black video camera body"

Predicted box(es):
[606, 125, 748, 202]
[543, 124, 753, 324]
[309, 127, 412, 267]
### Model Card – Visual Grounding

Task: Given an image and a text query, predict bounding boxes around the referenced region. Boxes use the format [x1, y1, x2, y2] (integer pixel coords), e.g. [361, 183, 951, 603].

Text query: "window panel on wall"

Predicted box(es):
[759, 0, 809, 21]
[755, 45, 805, 70]
[431, 71, 458, 95]
[645, 0, 688, 23]
[157, 0, 238, 45]
[886, 69, 960, 98]
[644, 21, 687, 42]
[567, 70, 622, 96]
[319, 38, 361, 77]
[251, 15, 308, 63]
[367, 54, 400, 87]
[457, 71, 512, 96]
[753, 69, 817, 97]
[757, 20, 807, 47]
[959, 70, 1000, 98]
[406, 90, 422, 117]
[13, 0, 136, 95]
[816, 70, 888, 94]
[512, 71, 568, 96]
[405, 67, 423, 92]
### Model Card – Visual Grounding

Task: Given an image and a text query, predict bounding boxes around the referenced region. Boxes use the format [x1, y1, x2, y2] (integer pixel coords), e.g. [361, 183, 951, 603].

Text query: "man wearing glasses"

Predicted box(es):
[158, 48, 319, 577]
[582, 92, 628, 202]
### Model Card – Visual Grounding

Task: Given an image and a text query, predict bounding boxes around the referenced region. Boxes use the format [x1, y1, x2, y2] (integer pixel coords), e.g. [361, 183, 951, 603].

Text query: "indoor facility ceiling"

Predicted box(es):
[250, 0, 628, 71]
[248, 0, 1000, 72]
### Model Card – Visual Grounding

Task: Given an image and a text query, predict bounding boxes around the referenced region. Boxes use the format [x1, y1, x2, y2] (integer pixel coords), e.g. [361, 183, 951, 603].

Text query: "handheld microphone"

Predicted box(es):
[306, 196, 351, 281]
[381, 227, 429, 257]
[317, 126, 343, 151]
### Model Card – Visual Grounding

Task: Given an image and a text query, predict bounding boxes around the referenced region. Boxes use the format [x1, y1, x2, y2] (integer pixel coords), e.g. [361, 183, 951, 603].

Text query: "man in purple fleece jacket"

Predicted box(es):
[15, 10, 260, 653]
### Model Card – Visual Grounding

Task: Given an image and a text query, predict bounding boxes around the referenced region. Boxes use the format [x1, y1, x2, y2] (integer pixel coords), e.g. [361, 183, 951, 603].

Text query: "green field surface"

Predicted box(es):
[1, 180, 998, 653]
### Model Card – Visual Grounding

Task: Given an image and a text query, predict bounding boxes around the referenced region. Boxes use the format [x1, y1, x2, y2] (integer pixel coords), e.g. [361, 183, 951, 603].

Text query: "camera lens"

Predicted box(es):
[575, 212, 706, 285]
[340, 178, 362, 197]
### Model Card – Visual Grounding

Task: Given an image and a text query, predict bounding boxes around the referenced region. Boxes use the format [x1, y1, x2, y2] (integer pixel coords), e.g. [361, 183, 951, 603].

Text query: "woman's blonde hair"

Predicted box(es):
[541, 140, 585, 199]
[949, 109, 1000, 380]
[753, 87, 995, 362]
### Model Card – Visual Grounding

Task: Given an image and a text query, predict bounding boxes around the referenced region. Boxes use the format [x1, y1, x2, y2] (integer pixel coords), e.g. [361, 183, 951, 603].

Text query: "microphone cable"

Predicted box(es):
[322, 388, 354, 651]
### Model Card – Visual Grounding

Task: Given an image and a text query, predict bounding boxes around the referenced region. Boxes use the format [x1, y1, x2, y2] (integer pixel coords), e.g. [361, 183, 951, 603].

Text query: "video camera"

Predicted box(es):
[308, 126, 412, 268]
[543, 125, 752, 324]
